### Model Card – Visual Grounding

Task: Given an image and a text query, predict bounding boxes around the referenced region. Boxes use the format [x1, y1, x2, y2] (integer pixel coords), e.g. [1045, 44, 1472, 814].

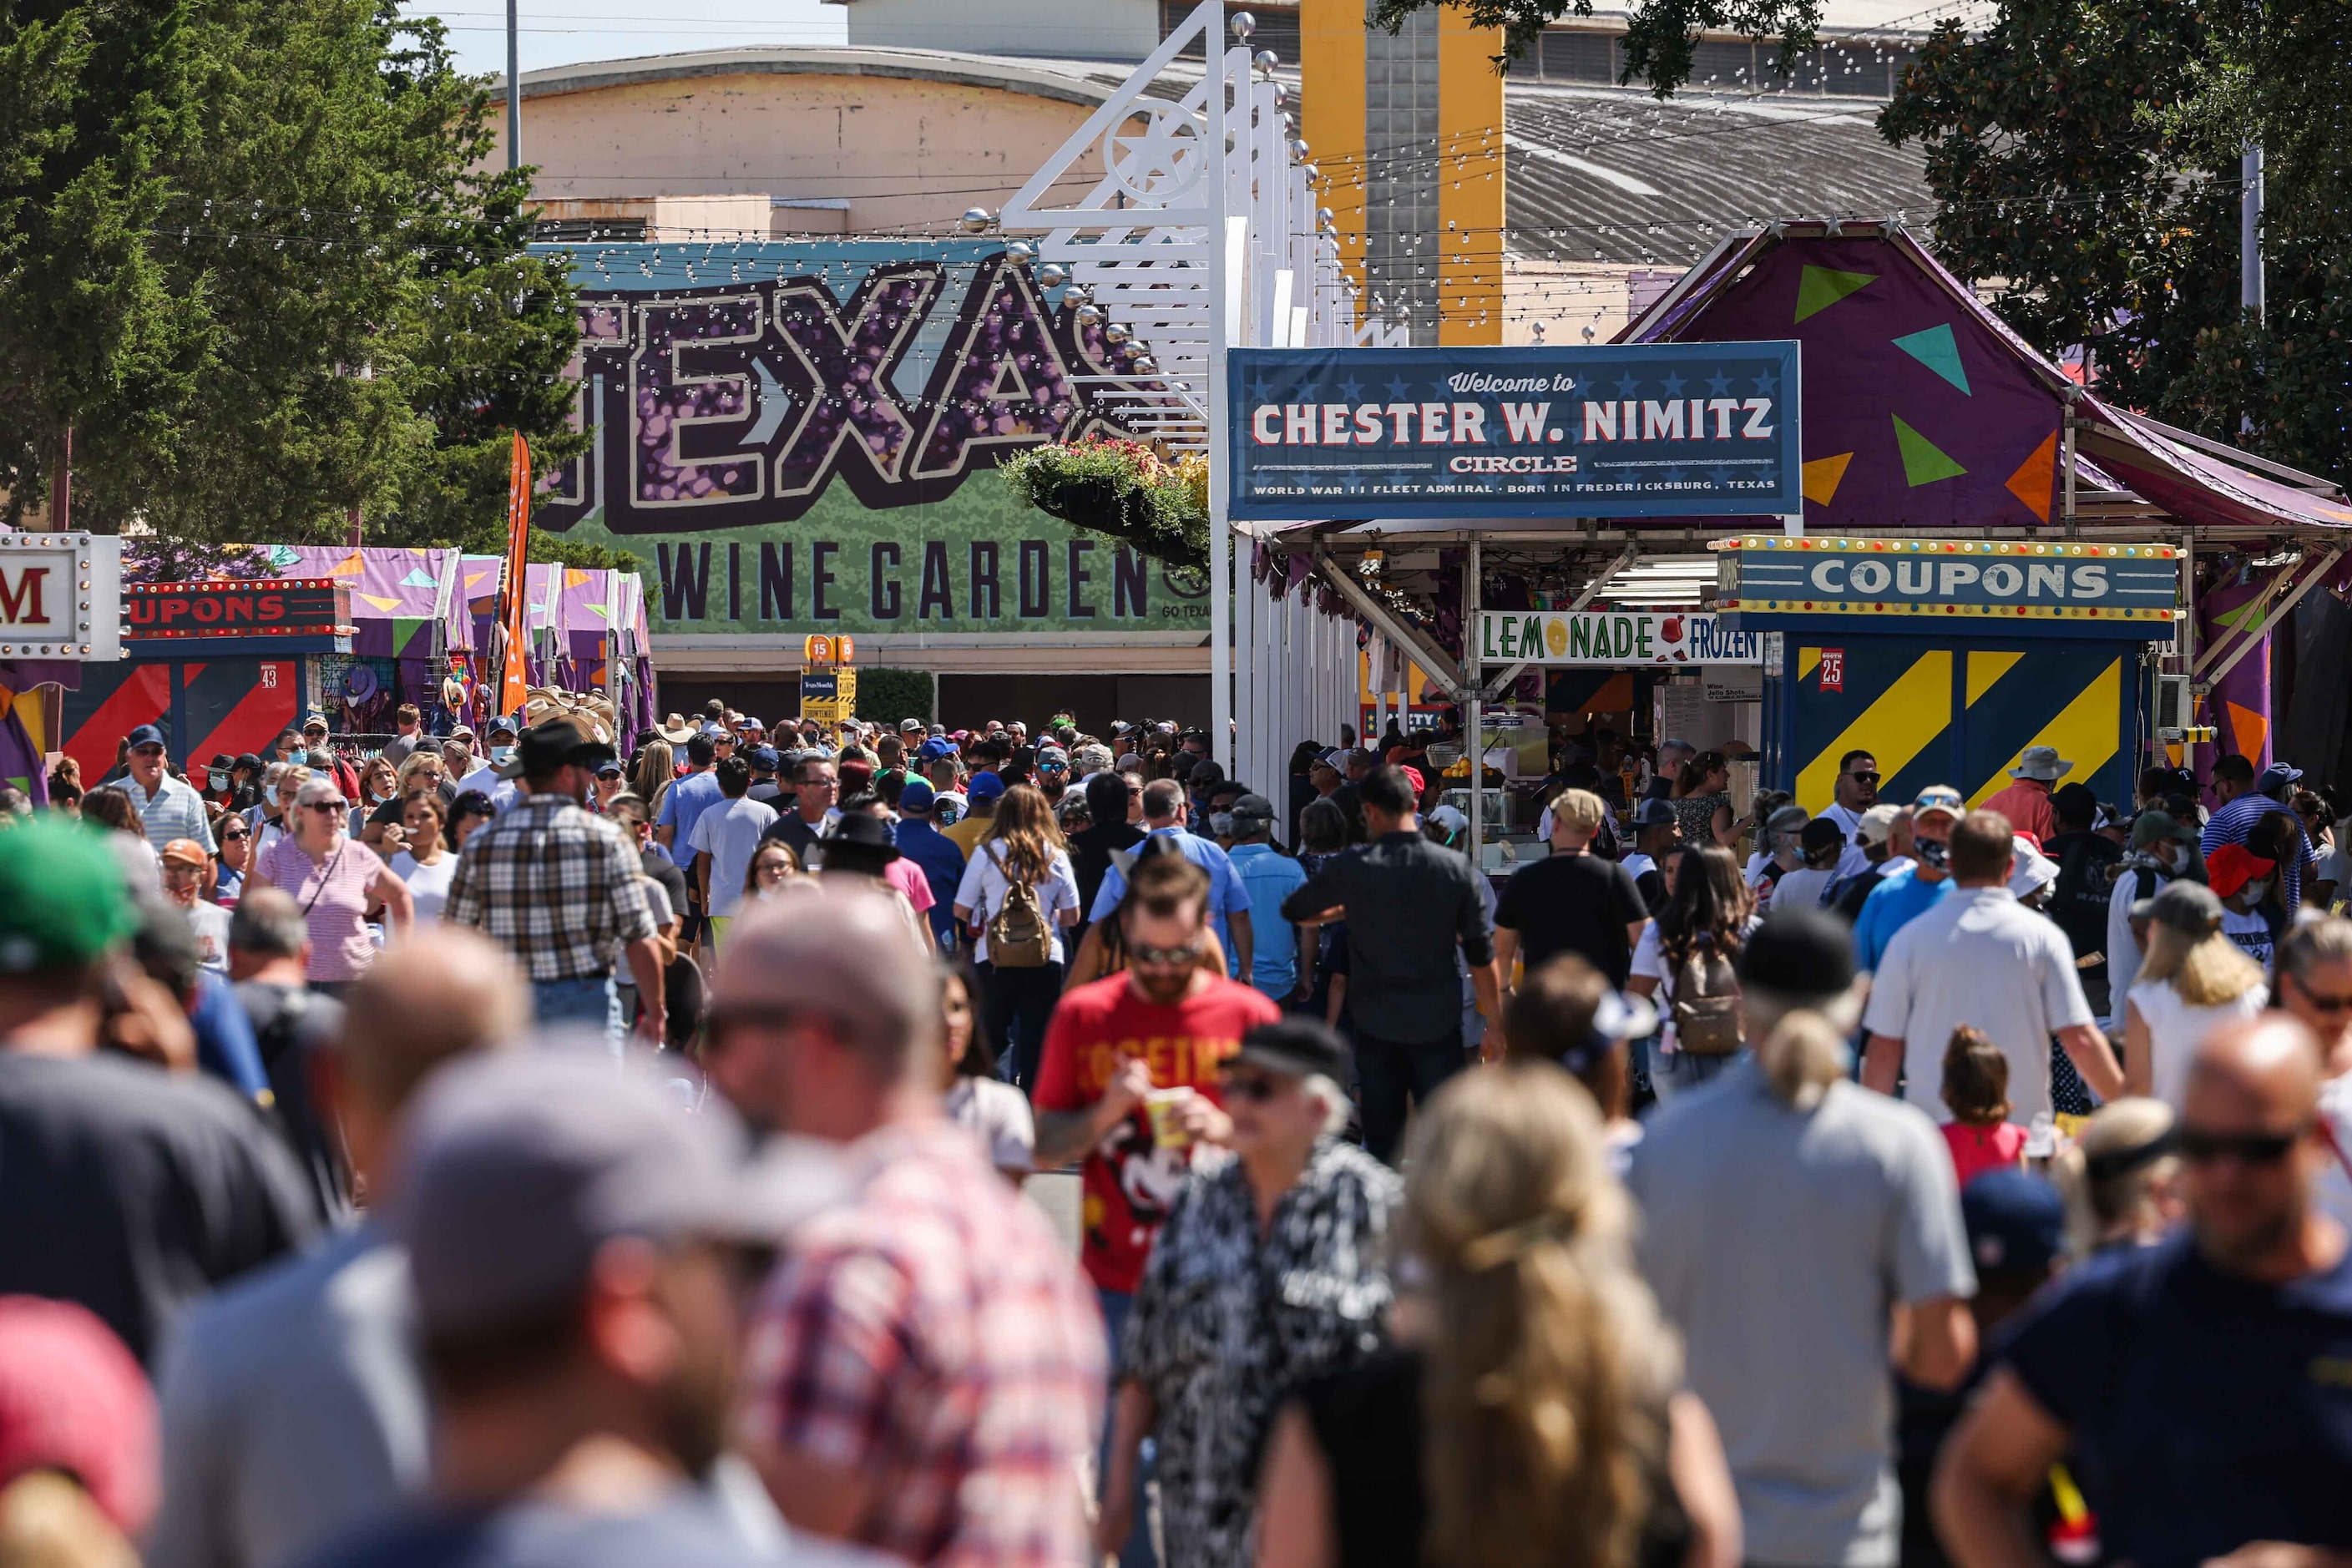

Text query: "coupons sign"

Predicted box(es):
[1475, 610, 1767, 667]
[1228, 343, 1802, 521]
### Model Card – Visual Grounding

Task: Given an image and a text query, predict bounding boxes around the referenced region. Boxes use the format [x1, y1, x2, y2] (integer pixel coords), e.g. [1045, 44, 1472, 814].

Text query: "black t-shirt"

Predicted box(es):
[640, 847, 689, 920]
[2000, 1232, 2352, 1568]
[761, 812, 824, 863]
[0, 1049, 316, 1364]
[2043, 830, 2123, 968]
[1299, 1349, 1690, 1568]
[1068, 822, 1145, 924]
[1494, 850, 1649, 987]
[296, 1494, 781, 1568]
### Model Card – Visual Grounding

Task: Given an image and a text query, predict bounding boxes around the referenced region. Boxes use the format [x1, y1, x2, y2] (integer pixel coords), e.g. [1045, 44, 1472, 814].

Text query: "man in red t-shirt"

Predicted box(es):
[1033, 848, 1279, 1567]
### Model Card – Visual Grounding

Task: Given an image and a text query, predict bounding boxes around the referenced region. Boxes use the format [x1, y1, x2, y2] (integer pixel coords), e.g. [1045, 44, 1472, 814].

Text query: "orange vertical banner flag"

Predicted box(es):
[498, 432, 532, 720]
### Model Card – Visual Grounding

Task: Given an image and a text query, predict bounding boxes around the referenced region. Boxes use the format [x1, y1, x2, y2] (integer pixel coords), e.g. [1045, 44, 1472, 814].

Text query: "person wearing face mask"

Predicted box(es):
[204, 753, 240, 810]
[456, 720, 513, 799]
[2106, 809, 2204, 1033]
[2205, 843, 2280, 974]
[1854, 787, 1965, 975]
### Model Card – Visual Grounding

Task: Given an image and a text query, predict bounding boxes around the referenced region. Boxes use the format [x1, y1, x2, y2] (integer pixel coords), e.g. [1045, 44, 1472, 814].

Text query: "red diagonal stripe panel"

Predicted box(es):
[62, 665, 171, 781]
[183, 660, 300, 767]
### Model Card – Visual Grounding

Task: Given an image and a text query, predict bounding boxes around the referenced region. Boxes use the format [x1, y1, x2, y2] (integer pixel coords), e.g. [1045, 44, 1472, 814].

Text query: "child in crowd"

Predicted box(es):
[1941, 1024, 2027, 1186]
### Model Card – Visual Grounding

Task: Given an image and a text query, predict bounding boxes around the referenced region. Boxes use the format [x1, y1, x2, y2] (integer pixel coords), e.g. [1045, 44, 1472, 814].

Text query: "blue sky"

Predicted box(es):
[402, 1, 847, 78]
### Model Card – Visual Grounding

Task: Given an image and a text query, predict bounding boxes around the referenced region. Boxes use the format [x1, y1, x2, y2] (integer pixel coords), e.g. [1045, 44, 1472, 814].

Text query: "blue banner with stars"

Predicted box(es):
[1227, 342, 1803, 522]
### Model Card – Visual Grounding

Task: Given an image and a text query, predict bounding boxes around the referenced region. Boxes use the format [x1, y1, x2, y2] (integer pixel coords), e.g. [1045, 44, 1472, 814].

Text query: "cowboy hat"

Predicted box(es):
[655, 713, 695, 746]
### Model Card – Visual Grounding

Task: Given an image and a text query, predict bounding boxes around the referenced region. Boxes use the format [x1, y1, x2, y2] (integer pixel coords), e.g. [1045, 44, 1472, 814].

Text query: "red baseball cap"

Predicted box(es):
[2205, 842, 2275, 901]
[0, 1297, 157, 1534]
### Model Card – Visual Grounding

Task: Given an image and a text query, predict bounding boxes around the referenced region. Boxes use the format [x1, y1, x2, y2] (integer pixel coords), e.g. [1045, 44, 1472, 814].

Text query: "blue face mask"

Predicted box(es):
[489, 745, 516, 765]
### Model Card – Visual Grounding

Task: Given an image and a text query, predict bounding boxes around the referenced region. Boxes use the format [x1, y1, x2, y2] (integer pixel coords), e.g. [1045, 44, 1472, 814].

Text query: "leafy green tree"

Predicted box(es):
[0, 2, 582, 547]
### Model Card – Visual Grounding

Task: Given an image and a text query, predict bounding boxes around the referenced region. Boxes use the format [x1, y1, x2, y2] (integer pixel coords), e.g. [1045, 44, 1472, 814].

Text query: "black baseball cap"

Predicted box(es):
[1233, 1018, 1351, 1081]
[1737, 906, 1856, 999]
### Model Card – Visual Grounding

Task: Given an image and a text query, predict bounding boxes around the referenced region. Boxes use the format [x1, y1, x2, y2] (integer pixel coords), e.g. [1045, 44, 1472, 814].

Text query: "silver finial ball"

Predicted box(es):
[1061, 285, 1091, 308]
[1300, 163, 1320, 184]
[1074, 302, 1104, 326]
[1005, 240, 1034, 263]
[1103, 323, 1132, 346]
[1038, 262, 1069, 289]
[1255, 48, 1280, 76]
[1316, 206, 1334, 226]
[1230, 11, 1255, 39]
[1289, 137, 1310, 159]
[1130, 356, 1159, 374]
[959, 207, 996, 235]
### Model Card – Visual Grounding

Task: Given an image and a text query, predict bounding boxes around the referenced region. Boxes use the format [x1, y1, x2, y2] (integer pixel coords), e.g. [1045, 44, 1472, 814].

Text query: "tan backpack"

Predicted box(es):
[1670, 936, 1745, 1055]
[986, 849, 1053, 969]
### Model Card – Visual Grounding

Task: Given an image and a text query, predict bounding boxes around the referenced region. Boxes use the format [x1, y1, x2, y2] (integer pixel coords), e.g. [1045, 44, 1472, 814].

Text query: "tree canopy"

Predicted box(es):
[0, 1, 582, 550]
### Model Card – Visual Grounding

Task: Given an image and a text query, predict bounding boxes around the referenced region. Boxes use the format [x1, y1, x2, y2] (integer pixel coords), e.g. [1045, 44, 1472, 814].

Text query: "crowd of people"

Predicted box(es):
[0, 695, 2349, 1568]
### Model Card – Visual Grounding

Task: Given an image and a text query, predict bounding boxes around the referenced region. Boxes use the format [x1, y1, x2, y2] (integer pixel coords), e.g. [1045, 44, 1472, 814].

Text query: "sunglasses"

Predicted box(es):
[1843, 770, 1880, 783]
[304, 800, 348, 814]
[2292, 983, 2352, 1014]
[2177, 1124, 2307, 1166]
[1129, 938, 1205, 967]
[1219, 1070, 1287, 1103]
[220, 827, 250, 842]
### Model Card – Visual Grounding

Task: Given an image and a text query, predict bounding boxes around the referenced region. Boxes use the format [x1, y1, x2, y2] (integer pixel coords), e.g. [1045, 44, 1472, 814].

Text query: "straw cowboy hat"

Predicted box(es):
[656, 712, 695, 745]
[2008, 746, 2073, 782]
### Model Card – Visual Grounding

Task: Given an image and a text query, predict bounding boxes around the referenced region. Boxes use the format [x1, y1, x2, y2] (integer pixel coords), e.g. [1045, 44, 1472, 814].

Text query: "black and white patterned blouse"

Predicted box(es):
[1122, 1137, 1400, 1568]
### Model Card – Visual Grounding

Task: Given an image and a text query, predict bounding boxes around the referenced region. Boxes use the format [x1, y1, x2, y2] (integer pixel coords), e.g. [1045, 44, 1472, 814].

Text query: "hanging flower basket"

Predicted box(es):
[1000, 437, 1208, 569]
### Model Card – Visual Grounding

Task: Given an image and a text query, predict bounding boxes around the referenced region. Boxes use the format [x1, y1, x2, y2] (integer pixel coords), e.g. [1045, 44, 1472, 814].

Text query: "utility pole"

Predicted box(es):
[2241, 144, 2263, 323]
[506, 0, 522, 171]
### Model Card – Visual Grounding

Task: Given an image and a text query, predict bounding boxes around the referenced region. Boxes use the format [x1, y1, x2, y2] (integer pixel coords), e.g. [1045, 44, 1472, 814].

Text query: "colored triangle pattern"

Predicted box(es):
[564, 569, 593, 589]
[331, 552, 364, 576]
[1801, 452, 1854, 507]
[1794, 265, 1878, 323]
[1892, 416, 1967, 486]
[391, 617, 429, 655]
[1892, 324, 1970, 394]
[2005, 431, 2058, 522]
[2226, 701, 2269, 762]
[400, 569, 438, 588]
[358, 593, 401, 612]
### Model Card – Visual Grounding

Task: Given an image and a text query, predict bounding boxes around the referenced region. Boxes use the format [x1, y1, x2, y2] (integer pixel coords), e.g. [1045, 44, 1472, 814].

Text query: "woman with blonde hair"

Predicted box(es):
[952, 781, 1080, 1087]
[630, 736, 675, 814]
[2121, 879, 2267, 1106]
[1258, 1063, 1739, 1568]
[393, 747, 447, 803]
[2048, 1096, 2183, 1259]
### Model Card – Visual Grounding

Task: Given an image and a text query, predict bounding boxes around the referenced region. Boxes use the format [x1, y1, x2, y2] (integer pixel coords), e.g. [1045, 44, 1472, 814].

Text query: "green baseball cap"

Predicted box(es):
[0, 820, 137, 974]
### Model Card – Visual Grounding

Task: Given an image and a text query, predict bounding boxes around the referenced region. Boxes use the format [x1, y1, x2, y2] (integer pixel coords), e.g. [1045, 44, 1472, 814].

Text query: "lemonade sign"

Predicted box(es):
[1476, 610, 1765, 667]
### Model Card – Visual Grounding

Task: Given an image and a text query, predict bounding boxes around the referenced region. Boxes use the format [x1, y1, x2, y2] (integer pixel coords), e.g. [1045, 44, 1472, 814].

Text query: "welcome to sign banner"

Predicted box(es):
[1227, 342, 1803, 521]
[1476, 609, 1766, 667]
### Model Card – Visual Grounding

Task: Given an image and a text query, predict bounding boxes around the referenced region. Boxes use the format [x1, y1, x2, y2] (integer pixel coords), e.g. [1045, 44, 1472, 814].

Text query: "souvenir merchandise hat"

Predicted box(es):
[1631, 797, 1678, 829]
[1911, 786, 1965, 822]
[2132, 878, 2223, 937]
[2009, 746, 2073, 781]
[1857, 803, 1901, 845]
[394, 1050, 787, 1341]
[1232, 1017, 1352, 1082]
[1961, 1169, 2065, 1278]
[2129, 809, 2199, 850]
[1736, 906, 1856, 1000]
[500, 716, 615, 781]
[158, 838, 209, 868]
[0, 820, 137, 974]
[125, 724, 167, 751]
[2203, 842, 2274, 901]
[817, 812, 901, 869]
[898, 777, 937, 813]
[966, 771, 1006, 802]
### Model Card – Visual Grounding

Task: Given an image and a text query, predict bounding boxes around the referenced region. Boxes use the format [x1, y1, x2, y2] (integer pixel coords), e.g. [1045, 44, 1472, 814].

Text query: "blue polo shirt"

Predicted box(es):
[893, 817, 968, 948]
[1227, 842, 1309, 999]
[1853, 863, 1952, 973]
[1999, 1231, 2352, 1568]
[1087, 824, 1253, 978]
[653, 769, 723, 851]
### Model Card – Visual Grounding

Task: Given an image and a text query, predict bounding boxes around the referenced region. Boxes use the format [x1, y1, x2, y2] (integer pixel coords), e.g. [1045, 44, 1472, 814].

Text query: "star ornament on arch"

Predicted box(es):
[1107, 110, 1206, 200]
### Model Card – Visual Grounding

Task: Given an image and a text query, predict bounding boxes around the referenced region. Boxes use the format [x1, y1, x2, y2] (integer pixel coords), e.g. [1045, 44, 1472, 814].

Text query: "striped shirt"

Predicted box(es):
[443, 792, 655, 981]
[129, 773, 216, 857]
[256, 837, 392, 984]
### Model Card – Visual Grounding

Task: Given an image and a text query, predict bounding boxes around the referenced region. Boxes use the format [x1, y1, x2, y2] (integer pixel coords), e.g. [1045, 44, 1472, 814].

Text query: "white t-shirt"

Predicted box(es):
[952, 841, 1081, 965]
[2106, 867, 2154, 1033]
[2126, 978, 2268, 1107]
[945, 1075, 1036, 1174]
[689, 796, 781, 918]
[1770, 867, 1839, 913]
[1861, 885, 2097, 1127]
[1822, 802, 1875, 878]
[2222, 908, 2274, 975]
[455, 762, 499, 799]
[2317, 1074, 2352, 1237]
[1631, 914, 1764, 1055]
[185, 900, 231, 975]
[391, 851, 459, 925]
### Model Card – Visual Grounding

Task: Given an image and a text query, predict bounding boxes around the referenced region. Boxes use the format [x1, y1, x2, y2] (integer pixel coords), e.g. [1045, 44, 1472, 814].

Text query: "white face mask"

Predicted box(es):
[490, 745, 516, 765]
[2235, 877, 2272, 905]
[208, 771, 229, 792]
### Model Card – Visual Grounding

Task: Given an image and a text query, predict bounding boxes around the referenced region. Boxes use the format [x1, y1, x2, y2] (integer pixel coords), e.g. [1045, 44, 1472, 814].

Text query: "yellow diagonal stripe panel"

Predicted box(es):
[1968, 658, 2122, 807]
[1799, 646, 1822, 683]
[1798, 650, 1951, 814]
[1965, 650, 2023, 706]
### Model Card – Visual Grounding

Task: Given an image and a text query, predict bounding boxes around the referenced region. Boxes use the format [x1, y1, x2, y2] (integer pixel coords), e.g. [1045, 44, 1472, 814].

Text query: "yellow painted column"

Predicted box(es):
[1437, 7, 1506, 346]
[1299, 0, 1368, 285]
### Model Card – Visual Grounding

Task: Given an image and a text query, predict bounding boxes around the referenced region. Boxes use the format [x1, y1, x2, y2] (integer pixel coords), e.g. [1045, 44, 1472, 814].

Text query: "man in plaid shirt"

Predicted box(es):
[444, 716, 664, 1044]
[714, 889, 1105, 1566]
